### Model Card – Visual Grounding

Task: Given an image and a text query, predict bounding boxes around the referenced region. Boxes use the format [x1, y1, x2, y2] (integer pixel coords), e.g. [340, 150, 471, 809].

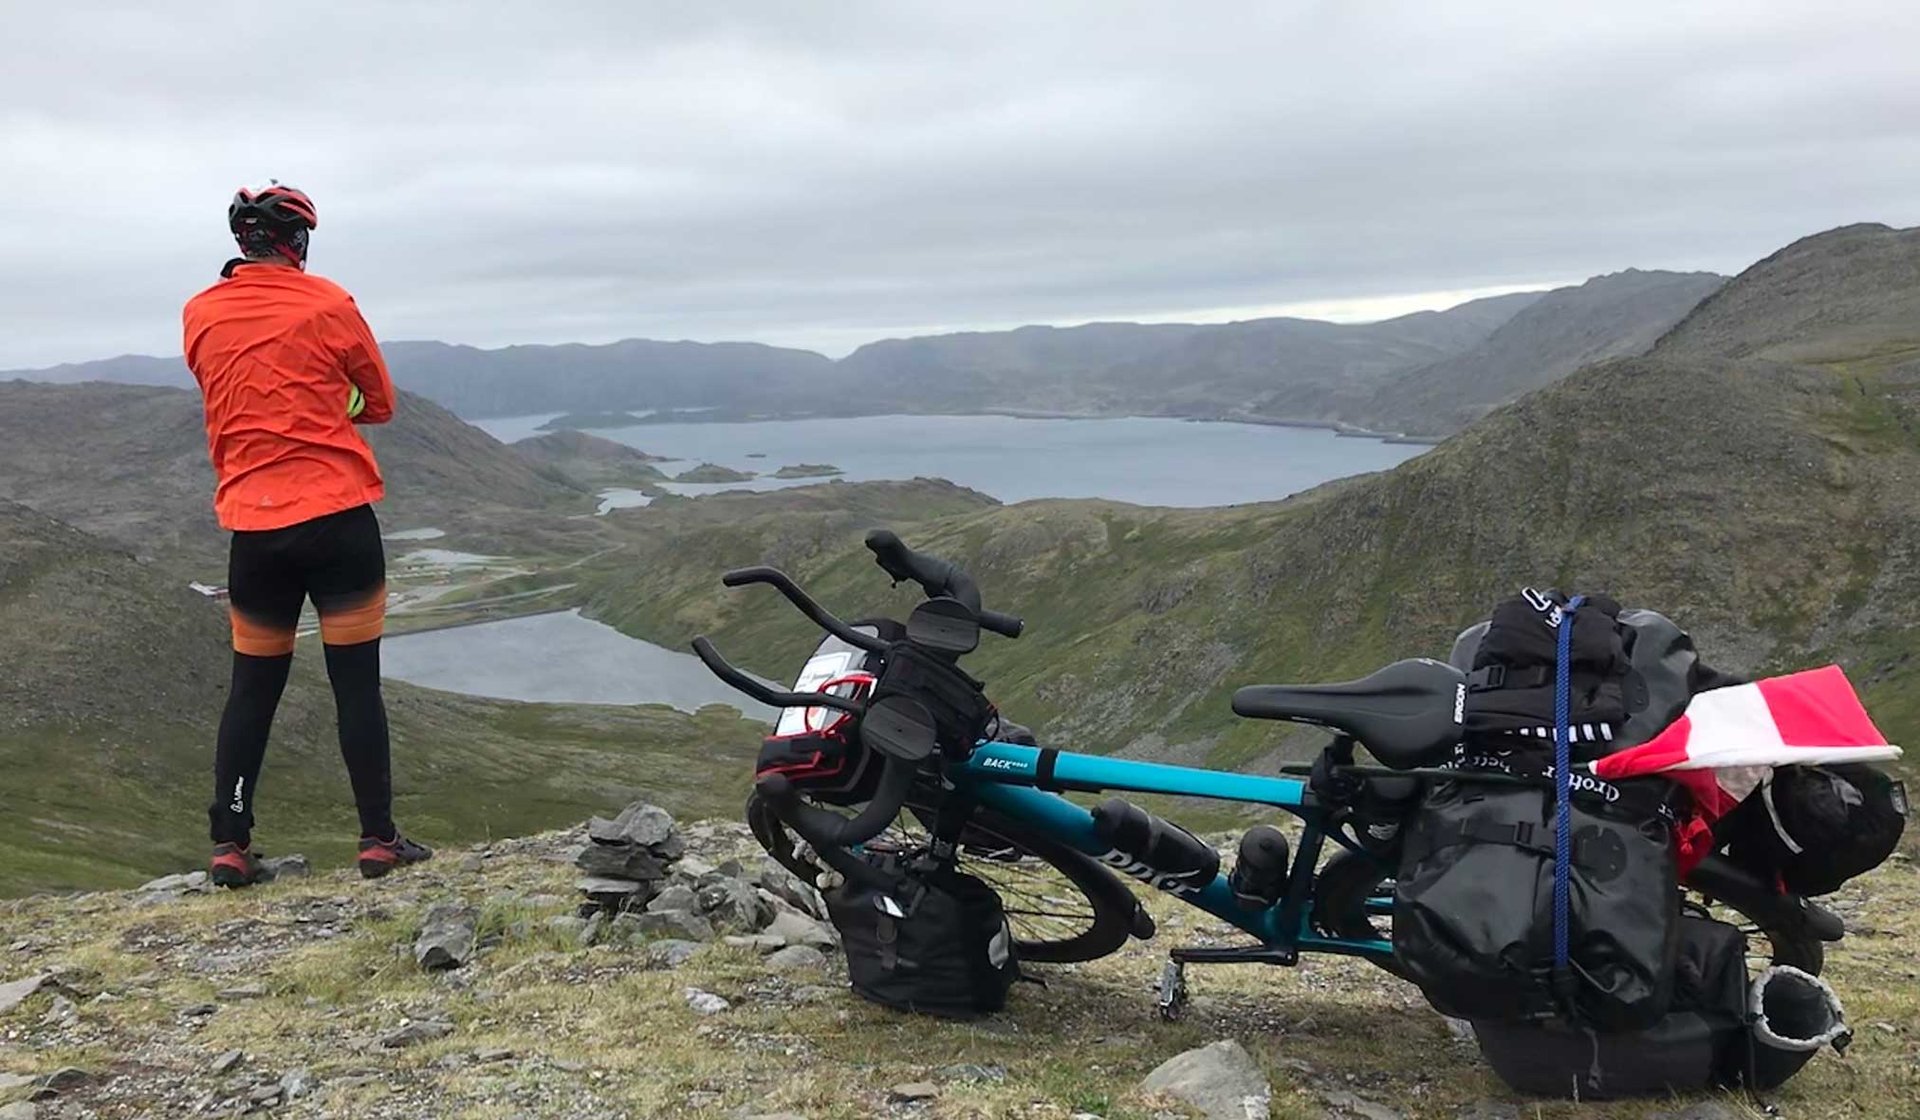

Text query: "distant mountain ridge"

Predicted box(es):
[6, 269, 1723, 436]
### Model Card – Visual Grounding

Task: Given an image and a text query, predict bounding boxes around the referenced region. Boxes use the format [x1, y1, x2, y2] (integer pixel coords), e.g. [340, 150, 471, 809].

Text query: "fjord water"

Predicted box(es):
[388, 415, 1428, 713]
[383, 609, 777, 718]
[476, 413, 1427, 507]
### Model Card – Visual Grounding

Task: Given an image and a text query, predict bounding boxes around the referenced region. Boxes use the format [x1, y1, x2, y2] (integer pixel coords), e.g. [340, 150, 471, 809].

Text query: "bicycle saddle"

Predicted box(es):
[1232, 658, 1465, 769]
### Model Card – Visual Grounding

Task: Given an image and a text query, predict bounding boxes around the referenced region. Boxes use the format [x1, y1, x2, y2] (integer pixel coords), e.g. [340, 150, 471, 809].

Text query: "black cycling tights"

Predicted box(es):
[209, 642, 394, 845]
[209, 504, 395, 846]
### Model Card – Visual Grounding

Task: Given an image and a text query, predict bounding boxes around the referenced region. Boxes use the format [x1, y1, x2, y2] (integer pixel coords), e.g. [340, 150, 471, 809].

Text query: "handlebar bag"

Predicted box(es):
[1394, 776, 1682, 1030]
[868, 641, 996, 759]
[755, 621, 902, 805]
[1471, 914, 1751, 1098]
[824, 859, 1018, 1019]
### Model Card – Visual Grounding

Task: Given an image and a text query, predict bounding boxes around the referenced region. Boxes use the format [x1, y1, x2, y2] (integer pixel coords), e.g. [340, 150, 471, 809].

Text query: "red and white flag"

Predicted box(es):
[1591, 665, 1902, 817]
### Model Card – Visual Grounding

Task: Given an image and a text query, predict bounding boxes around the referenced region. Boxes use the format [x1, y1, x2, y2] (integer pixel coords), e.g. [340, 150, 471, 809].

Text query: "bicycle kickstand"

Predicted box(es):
[1156, 958, 1188, 1022]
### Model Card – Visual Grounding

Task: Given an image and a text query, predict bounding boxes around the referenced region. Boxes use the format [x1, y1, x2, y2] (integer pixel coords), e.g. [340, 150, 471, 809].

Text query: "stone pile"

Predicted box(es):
[566, 801, 839, 958]
[574, 801, 683, 913]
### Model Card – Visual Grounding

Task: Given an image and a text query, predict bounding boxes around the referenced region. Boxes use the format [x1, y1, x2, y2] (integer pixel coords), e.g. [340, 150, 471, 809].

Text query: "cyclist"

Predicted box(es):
[182, 182, 432, 886]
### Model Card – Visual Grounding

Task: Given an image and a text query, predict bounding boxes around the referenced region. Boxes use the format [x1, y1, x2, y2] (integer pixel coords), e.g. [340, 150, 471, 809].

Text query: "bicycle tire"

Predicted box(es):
[1310, 849, 1825, 979]
[896, 801, 1139, 964]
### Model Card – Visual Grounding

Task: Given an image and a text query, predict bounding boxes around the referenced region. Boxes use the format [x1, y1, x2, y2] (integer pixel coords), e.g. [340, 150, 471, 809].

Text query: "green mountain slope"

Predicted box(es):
[1366, 269, 1726, 435]
[0, 382, 589, 562]
[0, 499, 765, 896]
[579, 225, 1920, 777]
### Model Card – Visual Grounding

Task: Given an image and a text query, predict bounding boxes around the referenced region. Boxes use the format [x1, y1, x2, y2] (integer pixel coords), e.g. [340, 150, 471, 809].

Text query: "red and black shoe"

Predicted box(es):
[358, 832, 433, 880]
[210, 842, 264, 888]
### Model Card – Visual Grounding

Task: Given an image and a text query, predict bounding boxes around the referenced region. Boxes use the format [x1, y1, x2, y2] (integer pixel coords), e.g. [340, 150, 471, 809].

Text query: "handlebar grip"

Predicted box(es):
[865, 528, 980, 612]
[755, 751, 916, 849]
[979, 608, 1024, 639]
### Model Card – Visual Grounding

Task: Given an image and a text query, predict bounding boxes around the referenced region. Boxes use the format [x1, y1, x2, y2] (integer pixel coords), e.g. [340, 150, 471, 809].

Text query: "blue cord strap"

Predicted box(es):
[1552, 594, 1587, 1000]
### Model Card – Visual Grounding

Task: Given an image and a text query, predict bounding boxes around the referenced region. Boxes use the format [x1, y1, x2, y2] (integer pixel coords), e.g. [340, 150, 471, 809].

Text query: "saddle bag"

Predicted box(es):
[1394, 776, 1682, 1030]
[1472, 916, 1851, 1098]
[825, 857, 1018, 1019]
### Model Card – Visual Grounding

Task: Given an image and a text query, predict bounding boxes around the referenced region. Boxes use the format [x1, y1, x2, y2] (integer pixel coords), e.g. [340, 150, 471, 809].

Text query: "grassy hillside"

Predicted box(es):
[0, 499, 764, 896]
[579, 225, 1920, 782]
[0, 383, 592, 564]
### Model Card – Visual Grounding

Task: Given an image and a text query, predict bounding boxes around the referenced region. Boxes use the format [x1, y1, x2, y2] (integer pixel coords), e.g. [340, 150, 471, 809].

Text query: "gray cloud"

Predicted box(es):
[3, 0, 1918, 366]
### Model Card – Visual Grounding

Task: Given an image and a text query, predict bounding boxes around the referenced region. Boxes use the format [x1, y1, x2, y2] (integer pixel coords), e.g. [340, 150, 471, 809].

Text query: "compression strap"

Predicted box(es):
[1553, 595, 1587, 993]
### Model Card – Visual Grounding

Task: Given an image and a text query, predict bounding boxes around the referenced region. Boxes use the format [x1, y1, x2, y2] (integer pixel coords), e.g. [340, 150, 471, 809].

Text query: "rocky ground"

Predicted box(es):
[1, 807, 1914, 1120]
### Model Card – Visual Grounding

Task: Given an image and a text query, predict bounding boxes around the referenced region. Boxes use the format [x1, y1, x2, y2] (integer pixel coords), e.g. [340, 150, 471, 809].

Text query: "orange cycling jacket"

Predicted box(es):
[183, 260, 396, 531]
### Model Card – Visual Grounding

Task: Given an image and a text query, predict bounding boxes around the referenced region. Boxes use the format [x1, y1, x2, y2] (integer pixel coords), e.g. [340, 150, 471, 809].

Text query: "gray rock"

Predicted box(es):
[0, 1073, 34, 1091]
[758, 858, 825, 917]
[575, 875, 647, 897]
[1454, 1104, 1520, 1120]
[1139, 1040, 1271, 1120]
[586, 802, 677, 848]
[764, 945, 828, 973]
[0, 1101, 33, 1120]
[724, 934, 787, 954]
[211, 1049, 244, 1075]
[38, 1068, 89, 1093]
[940, 1063, 1007, 1083]
[765, 909, 836, 949]
[644, 940, 703, 969]
[791, 985, 835, 1005]
[279, 1068, 316, 1100]
[636, 910, 715, 942]
[414, 903, 477, 970]
[0, 974, 51, 1015]
[888, 1082, 939, 1102]
[381, 1020, 454, 1048]
[1318, 1091, 1403, 1120]
[474, 1048, 515, 1063]
[698, 877, 772, 933]
[684, 988, 730, 1015]
[546, 915, 587, 940]
[260, 854, 309, 880]
[137, 872, 196, 892]
[647, 884, 699, 914]
[672, 855, 718, 883]
[578, 910, 607, 948]
[576, 842, 666, 881]
[41, 995, 76, 1027]
[459, 853, 485, 874]
[216, 984, 266, 1000]
[248, 1083, 283, 1105]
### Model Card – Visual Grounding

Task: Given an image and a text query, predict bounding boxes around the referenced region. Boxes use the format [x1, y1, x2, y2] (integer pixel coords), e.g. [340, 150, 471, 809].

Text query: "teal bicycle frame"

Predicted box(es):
[955, 740, 1394, 964]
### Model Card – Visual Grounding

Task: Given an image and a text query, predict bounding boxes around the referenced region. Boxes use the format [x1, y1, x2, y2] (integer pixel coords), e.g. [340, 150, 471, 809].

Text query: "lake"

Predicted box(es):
[476, 412, 1426, 508]
[383, 609, 777, 720]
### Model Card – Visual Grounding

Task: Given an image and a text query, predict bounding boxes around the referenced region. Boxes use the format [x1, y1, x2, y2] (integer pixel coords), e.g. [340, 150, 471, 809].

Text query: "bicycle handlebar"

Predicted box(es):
[865, 529, 1024, 638]
[754, 753, 916, 850]
[690, 637, 865, 714]
[719, 567, 887, 653]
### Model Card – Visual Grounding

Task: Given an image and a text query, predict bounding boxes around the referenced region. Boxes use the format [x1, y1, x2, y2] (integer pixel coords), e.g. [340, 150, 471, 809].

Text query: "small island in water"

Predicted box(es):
[771, 463, 845, 479]
[537, 411, 647, 432]
[673, 462, 757, 484]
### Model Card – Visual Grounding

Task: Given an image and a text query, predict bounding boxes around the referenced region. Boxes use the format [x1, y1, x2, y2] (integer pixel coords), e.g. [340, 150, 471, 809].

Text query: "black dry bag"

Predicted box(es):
[1394, 777, 1681, 1030]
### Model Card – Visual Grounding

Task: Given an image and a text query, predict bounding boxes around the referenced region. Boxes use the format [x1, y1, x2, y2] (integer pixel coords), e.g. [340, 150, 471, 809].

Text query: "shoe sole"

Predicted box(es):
[210, 866, 259, 888]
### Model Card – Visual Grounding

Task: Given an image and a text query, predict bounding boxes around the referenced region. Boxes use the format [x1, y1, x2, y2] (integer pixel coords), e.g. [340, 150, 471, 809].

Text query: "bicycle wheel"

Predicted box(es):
[1312, 849, 1826, 977]
[889, 802, 1139, 964]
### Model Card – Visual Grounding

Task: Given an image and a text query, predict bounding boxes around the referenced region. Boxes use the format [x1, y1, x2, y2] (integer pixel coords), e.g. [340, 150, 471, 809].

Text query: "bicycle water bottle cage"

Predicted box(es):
[868, 641, 995, 759]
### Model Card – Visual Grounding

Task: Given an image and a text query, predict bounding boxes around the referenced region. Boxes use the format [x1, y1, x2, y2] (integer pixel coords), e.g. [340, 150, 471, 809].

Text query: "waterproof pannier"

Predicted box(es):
[1472, 916, 1852, 1098]
[1719, 763, 1908, 897]
[1394, 776, 1682, 1030]
[825, 859, 1018, 1019]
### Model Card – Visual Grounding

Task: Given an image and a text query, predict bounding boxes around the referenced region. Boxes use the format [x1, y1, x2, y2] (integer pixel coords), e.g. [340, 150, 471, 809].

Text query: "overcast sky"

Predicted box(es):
[4, 1, 1918, 367]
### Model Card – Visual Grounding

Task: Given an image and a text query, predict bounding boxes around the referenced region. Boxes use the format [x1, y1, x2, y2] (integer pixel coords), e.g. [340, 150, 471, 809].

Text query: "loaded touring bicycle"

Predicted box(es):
[693, 530, 1880, 1094]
